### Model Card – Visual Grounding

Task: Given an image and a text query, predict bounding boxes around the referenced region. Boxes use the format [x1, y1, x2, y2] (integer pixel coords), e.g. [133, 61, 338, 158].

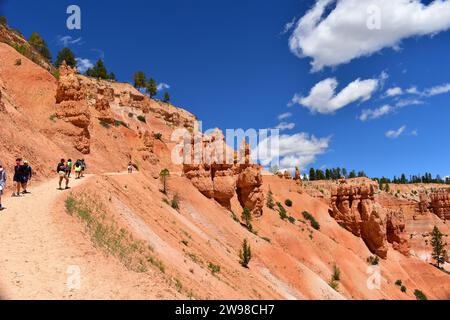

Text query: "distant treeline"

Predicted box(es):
[307, 167, 450, 186]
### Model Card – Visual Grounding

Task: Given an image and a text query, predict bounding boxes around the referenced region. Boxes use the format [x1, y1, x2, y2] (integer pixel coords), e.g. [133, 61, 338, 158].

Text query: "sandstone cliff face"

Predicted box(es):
[330, 179, 408, 258]
[182, 131, 264, 216]
[419, 189, 450, 220]
[55, 63, 91, 154]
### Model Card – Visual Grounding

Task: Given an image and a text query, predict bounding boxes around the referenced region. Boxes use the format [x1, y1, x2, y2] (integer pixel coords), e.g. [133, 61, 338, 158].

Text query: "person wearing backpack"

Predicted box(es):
[13, 158, 24, 197]
[66, 159, 73, 178]
[74, 159, 82, 179]
[57, 159, 69, 190]
[0, 164, 6, 210]
[21, 160, 32, 194]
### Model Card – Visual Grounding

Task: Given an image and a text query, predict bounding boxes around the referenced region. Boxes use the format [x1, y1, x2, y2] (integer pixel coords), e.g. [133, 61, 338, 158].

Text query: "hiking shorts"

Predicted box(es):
[0, 184, 4, 195]
[58, 171, 68, 178]
[13, 174, 21, 183]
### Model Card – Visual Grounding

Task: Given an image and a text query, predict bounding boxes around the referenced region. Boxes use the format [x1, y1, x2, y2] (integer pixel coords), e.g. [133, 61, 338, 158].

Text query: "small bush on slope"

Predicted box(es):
[65, 194, 165, 273]
[276, 202, 288, 220]
[284, 199, 293, 207]
[302, 211, 320, 230]
[239, 239, 252, 268]
[414, 289, 427, 300]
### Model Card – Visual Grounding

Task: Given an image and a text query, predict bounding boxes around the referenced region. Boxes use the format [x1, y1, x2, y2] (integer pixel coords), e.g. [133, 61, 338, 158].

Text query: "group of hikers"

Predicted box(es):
[0, 158, 33, 211]
[56, 158, 87, 190]
[0, 158, 86, 211]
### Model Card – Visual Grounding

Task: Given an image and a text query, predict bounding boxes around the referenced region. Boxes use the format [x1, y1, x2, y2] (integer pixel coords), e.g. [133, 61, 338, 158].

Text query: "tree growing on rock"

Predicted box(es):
[159, 169, 170, 194]
[266, 188, 275, 210]
[133, 71, 146, 89]
[0, 16, 7, 26]
[431, 226, 447, 269]
[163, 91, 171, 103]
[29, 32, 52, 62]
[241, 207, 253, 232]
[55, 47, 76, 68]
[239, 239, 252, 268]
[86, 59, 114, 80]
[146, 78, 158, 98]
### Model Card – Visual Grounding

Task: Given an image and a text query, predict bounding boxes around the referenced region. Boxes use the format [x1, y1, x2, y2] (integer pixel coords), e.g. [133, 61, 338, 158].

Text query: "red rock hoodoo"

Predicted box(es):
[182, 131, 264, 216]
[330, 179, 409, 258]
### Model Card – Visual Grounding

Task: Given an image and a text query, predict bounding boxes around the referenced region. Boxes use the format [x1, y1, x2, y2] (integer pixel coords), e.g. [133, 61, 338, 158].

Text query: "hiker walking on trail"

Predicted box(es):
[128, 161, 133, 174]
[66, 159, 73, 178]
[74, 159, 82, 179]
[0, 164, 6, 210]
[57, 159, 69, 190]
[21, 160, 32, 194]
[80, 159, 86, 177]
[13, 158, 24, 197]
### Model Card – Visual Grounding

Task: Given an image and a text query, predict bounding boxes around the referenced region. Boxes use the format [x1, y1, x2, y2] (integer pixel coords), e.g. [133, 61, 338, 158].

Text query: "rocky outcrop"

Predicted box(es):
[419, 189, 450, 220]
[294, 167, 301, 182]
[182, 131, 264, 216]
[386, 209, 410, 255]
[55, 62, 91, 154]
[283, 171, 292, 180]
[330, 179, 408, 258]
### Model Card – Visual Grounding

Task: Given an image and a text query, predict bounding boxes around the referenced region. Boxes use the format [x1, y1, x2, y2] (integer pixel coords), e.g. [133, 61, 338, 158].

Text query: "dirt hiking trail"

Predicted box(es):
[0, 172, 177, 300]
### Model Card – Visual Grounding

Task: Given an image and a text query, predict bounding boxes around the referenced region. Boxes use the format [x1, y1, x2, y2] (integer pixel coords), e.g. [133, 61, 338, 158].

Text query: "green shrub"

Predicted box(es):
[153, 132, 163, 140]
[401, 285, 407, 293]
[128, 112, 134, 118]
[288, 216, 296, 224]
[266, 189, 275, 209]
[285, 199, 293, 207]
[329, 264, 341, 291]
[15, 58, 22, 66]
[395, 279, 402, 286]
[302, 211, 320, 230]
[49, 113, 57, 122]
[114, 120, 129, 128]
[241, 207, 253, 231]
[137, 115, 146, 123]
[239, 239, 252, 268]
[276, 202, 288, 220]
[367, 255, 380, 266]
[171, 194, 179, 210]
[100, 120, 111, 129]
[414, 289, 427, 300]
[208, 263, 221, 275]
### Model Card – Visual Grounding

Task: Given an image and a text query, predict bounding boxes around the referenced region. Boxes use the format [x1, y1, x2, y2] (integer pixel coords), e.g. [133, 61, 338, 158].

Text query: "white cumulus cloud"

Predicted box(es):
[278, 112, 293, 120]
[275, 122, 296, 131]
[157, 83, 170, 92]
[75, 58, 94, 73]
[359, 104, 392, 121]
[253, 132, 330, 171]
[289, 0, 450, 71]
[292, 77, 379, 114]
[386, 125, 406, 139]
[386, 87, 403, 97]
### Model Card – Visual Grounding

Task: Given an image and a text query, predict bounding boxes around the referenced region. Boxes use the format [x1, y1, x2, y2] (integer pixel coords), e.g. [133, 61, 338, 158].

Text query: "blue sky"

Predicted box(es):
[2, 0, 450, 178]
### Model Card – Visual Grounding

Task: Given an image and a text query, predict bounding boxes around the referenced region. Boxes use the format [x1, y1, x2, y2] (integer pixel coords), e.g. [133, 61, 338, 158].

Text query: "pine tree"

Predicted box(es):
[85, 59, 111, 79]
[309, 168, 316, 181]
[239, 239, 252, 268]
[266, 188, 275, 209]
[163, 91, 170, 103]
[55, 47, 76, 68]
[159, 169, 170, 194]
[0, 16, 7, 26]
[349, 170, 356, 179]
[29, 32, 52, 62]
[241, 208, 253, 231]
[431, 226, 447, 269]
[146, 78, 158, 98]
[133, 71, 146, 89]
